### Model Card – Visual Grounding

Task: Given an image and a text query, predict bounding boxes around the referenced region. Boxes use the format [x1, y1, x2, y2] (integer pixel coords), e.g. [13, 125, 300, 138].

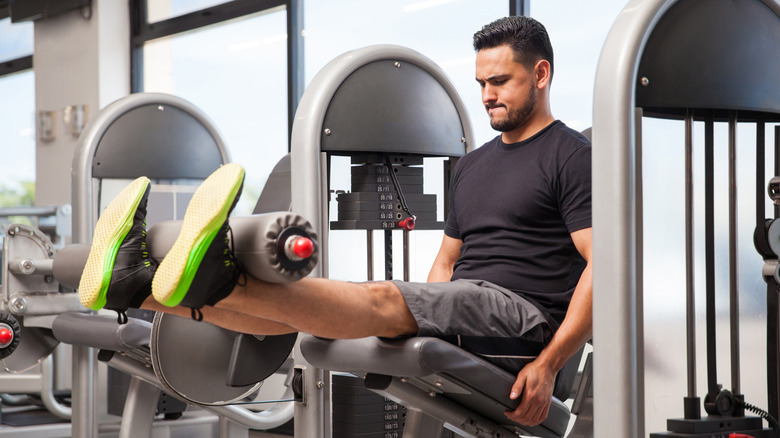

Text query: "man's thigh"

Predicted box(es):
[392, 279, 553, 374]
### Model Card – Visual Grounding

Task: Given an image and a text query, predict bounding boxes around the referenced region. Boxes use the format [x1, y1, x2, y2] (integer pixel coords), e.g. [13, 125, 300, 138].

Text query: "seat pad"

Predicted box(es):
[300, 335, 570, 437]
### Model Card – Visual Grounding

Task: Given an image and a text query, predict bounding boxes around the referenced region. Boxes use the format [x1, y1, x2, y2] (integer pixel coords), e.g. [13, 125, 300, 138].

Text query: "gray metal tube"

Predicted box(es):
[70, 345, 97, 438]
[41, 356, 72, 420]
[592, 1, 676, 437]
[728, 112, 741, 395]
[69, 92, 231, 438]
[52, 244, 90, 290]
[107, 353, 295, 431]
[118, 377, 160, 438]
[685, 110, 697, 399]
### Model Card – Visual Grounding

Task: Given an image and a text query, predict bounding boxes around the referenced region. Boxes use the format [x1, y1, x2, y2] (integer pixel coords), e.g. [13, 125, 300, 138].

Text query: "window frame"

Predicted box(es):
[0, 54, 32, 77]
[128, 0, 525, 145]
[129, 0, 304, 143]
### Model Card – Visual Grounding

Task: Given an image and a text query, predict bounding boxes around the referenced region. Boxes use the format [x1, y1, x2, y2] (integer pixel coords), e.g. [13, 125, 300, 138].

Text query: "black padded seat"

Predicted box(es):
[300, 335, 571, 438]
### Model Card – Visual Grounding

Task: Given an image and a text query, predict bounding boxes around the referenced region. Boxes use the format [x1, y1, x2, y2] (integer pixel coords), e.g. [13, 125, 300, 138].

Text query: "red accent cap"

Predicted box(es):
[0, 328, 13, 345]
[292, 237, 314, 259]
[399, 218, 415, 231]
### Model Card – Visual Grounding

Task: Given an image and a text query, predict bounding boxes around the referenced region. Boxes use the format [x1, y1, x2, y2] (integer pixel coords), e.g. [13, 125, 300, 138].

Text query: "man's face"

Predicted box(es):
[475, 45, 537, 133]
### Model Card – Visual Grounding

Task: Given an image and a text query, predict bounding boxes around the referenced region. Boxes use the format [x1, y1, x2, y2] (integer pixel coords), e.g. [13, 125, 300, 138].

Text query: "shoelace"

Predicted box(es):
[114, 219, 151, 326]
[188, 224, 246, 323]
[227, 225, 247, 287]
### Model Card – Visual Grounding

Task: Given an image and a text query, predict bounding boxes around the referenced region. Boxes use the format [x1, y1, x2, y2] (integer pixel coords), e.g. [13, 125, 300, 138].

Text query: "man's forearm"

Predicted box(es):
[534, 262, 593, 373]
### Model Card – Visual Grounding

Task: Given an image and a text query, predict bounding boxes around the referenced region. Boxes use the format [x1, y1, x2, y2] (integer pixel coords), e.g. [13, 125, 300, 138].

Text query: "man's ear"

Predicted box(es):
[534, 60, 552, 89]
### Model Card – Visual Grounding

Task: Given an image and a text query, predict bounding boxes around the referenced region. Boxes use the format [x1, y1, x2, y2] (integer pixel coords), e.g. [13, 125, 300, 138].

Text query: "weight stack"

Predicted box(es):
[331, 155, 443, 230]
[332, 374, 454, 438]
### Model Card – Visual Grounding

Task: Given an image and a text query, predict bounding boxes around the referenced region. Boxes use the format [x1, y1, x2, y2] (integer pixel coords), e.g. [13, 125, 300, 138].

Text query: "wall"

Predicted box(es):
[33, 0, 129, 206]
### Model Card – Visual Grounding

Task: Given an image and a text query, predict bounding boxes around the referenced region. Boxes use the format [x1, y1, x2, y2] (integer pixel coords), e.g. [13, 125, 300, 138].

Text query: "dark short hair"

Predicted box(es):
[473, 16, 554, 81]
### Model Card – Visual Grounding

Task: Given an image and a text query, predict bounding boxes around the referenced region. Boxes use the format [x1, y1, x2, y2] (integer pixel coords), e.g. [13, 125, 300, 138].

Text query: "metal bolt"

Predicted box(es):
[45, 275, 53, 283]
[21, 260, 34, 273]
[394, 61, 401, 68]
[428, 391, 436, 398]
[434, 381, 443, 387]
[10, 297, 27, 314]
[461, 137, 466, 143]
[316, 380, 324, 389]
[324, 128, 332, 136]
[640, 77, 650, 86]
[157, 105, 165, 111]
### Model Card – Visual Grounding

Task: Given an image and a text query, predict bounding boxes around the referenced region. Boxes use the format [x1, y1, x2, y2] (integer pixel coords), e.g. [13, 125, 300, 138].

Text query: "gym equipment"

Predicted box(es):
[288, 44, 593, 438]
[592, 0, 780, 437]
[0, 92, 312, 437]
[0, 45, 595, 438]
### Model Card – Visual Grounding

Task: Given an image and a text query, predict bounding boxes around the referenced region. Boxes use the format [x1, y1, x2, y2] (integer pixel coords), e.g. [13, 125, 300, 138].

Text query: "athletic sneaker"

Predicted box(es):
[151, 163, 245, 320]
[78, 177, 156, 324]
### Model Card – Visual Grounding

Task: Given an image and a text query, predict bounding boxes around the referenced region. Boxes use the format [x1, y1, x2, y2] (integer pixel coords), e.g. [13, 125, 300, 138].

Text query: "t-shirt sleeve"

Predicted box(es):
[558, 146, 592, 233]
[443, 160, 462, 240]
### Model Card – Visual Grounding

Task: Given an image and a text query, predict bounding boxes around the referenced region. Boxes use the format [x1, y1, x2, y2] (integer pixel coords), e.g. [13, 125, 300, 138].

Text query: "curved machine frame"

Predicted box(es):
[593, 0, 780, 436]
[289, 44, 474, 438]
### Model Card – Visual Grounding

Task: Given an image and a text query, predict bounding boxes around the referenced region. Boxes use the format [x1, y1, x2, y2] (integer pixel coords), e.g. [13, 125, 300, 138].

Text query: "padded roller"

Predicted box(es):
[55, 212, 319, 290]
[148, 212, 318, 284]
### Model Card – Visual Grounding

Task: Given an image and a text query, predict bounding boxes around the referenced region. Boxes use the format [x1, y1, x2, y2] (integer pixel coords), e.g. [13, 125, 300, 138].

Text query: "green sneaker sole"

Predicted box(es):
[152, 163, 245, 307]
[79, 177, 151, 310]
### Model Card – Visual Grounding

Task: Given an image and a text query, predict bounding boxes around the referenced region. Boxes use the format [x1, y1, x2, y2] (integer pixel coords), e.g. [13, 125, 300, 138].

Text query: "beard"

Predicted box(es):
[487, 85, 537, 133]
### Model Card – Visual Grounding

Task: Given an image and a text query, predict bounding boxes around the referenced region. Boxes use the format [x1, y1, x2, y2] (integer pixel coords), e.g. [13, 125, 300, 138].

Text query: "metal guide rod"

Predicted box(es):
[385, 229, 393, 280]
[728, 112, 741, 395]
[367, 230, 374, 281]
[403, 230, 410, 282]
[705, 114, 719, 397]
[757, 118, 766, 229]
[684, 109, 697, 401]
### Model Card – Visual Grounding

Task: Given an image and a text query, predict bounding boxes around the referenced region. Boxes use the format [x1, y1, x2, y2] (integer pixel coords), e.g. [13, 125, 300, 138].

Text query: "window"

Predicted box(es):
[0, 17, 35, 210]
[0, 17, 33, 62]
[146, 0, 233, 22]
[135, 1, 293, 216]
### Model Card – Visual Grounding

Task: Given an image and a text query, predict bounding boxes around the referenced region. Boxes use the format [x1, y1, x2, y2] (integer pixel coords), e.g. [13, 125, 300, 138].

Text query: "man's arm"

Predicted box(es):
[505, 227, 593, 426]
[427, 234, 463, 282]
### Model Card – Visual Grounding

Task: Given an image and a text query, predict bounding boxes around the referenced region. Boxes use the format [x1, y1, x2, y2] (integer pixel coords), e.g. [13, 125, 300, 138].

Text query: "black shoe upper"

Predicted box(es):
[178, 184, 245, 321]
[105, 185, 157, 324]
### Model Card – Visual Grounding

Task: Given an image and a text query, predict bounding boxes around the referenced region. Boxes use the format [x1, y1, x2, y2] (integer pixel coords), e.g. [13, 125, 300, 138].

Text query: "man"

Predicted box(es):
[78, 16, 591, 427]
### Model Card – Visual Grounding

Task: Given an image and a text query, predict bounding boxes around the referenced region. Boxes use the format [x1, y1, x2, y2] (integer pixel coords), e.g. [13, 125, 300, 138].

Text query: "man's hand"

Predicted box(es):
[505, 357, 558, 426]
[504, 227, 593, 426]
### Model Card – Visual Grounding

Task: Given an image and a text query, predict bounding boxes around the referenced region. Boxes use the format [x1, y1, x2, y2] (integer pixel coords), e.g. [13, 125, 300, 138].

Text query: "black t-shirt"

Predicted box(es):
[444, 120, 592, 324]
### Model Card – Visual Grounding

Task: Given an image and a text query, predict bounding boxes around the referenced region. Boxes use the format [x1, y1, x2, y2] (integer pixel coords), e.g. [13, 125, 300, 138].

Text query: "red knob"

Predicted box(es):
[293, 237, 314, 259]
[0, 328, 13, 345]
[285, 236, 314, 261]
[399, 218, 415, 231]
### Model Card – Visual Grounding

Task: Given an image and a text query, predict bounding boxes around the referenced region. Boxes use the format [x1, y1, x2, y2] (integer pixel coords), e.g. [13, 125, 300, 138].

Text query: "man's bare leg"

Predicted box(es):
[214, 277, 418, 339]
[141, 297, 298, 336]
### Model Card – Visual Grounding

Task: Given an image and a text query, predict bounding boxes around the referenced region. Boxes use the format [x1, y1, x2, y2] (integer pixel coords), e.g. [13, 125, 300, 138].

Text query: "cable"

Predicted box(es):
[740, 400, 780, 438]
[383, 155, 416, 229]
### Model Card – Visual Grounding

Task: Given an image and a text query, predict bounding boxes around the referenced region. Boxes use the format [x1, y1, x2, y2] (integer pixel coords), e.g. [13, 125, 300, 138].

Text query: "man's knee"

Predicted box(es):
[365, 281, 417, 336]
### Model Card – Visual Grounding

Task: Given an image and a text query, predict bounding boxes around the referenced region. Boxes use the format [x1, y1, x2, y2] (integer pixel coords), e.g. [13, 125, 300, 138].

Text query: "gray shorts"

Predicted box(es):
[392, 279, 555, 374]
